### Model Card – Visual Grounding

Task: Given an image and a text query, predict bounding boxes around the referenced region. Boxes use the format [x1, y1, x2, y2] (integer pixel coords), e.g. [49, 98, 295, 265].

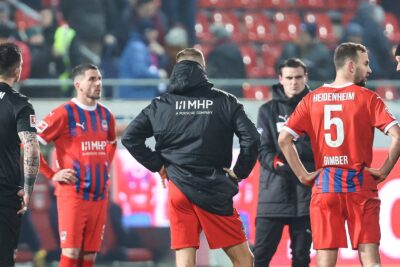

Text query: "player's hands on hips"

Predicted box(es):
[365, 167, 387, 184]
[299, 169, 322, 186]
[159, 165, 169, 189]
[52, 169, 77, 184]
[17, 189, 30, 215]
[223, 168, 240, 182]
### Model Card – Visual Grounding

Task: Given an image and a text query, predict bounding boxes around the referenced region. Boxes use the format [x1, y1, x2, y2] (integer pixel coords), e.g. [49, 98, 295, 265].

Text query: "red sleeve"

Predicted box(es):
[40, 152, 56, 179]
[369, 93, 398, 133]
[36, 106, 66, 179]
[36, 106, 67, 144]
[284, 95, 312, 139]
[107, 113, 117, 162]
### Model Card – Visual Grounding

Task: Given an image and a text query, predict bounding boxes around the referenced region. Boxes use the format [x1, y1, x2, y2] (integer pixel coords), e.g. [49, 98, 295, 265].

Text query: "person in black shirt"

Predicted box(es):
[253, 58, 313, 267]
[0, 42, 40, 267]
[122, 48, 259, 267]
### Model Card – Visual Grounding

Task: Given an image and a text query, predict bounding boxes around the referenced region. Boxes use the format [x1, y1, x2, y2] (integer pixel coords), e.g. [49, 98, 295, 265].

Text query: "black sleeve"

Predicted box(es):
[257, 104, 276, 171]
[14, 97, 36, 133]
[232, 102, 260, 179]
[121, 105, 164, 172]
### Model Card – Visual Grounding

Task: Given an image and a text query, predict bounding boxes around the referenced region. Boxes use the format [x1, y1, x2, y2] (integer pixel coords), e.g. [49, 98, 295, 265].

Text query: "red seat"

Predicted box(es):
[230, 0, 260, 9]
[273, 12, 301, 42]
[383, 12, 400, 43]
[243, 12, 274, 42]
[211, 11, 244, 42]
[304, 12, 337, 43]
[296, 0, 326, 9]
[195, 12, 212, 42]
[243, 85, 270, 100]
[198, 0, 227, 8]
[15, 9, 39, 32]
[261, 43, 282, 77]
[375, 86, 399, 101]
[240, 45, 263, 78]
[326, 0, 358, 10]
[341, 12, 355, 26]
[259, 0, 293, 9]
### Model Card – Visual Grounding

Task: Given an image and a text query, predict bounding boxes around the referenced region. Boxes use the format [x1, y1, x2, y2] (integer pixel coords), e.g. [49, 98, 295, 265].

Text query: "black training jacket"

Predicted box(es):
[122, 60, 260, 215]
[256, 83, 314, 218]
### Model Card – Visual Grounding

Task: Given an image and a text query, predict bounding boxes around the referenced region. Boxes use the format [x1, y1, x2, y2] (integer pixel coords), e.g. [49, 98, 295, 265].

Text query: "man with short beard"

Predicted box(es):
[278, 42, 400, 267]
[36, 63, 117, 267]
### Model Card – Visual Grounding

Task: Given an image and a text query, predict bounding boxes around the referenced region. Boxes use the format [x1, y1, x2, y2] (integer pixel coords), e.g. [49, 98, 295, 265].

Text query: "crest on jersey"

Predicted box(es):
[36, 120, 48, 133]
[60, 231, 67, 242]
[101, 119, 108, 131]
[30, 115, 36, 127]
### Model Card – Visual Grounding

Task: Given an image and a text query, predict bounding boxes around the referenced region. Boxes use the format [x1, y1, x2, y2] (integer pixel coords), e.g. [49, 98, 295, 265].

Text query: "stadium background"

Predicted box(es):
[7, 0, 400, 266]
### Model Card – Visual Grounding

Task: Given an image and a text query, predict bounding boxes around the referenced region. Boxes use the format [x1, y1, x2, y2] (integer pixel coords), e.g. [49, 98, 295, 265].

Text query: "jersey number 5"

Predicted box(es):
[324, 104, 344, 147]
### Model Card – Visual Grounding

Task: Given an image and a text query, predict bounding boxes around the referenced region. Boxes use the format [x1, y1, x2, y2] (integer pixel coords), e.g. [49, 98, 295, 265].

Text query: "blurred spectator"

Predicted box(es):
[20, 26, 64, 97]
[0, 2, 17, 38]
[351, 2, 396, 79]
[118, 20, 167, 99]
[206, 24, 246, 97]
[0, 24, 31, 80]
[276, 22, 334, 82]
[39, 8, 58, 46]
[60, 0, 119, 65]
[396, 45, 400, 72]
[341, 22, 363, 44]
[161, 0, 196, 45]
[381, 0, 400, 23]
[118, 0, 168, 49]
[164, 26, 188, 75]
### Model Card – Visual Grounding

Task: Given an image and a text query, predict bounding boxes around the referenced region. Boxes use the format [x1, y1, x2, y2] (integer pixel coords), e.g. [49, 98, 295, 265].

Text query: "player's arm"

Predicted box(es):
[18, 131, 40, 213]
[278, 129, 320, 186]
[366, 124, 400, 183]
[107, 113, 117, 162]
[121, 105, 164, 173]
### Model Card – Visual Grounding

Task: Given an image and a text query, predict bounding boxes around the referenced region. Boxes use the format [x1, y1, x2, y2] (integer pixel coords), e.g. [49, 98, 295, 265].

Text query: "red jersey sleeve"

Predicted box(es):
[284, 95, 312, 139]
[36, 106, 67, 144]
[369, 94, 398, 134]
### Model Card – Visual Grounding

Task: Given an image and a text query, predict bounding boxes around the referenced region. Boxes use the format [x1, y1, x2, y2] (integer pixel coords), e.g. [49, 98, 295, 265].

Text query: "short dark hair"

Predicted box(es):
[0, 43, 21, 78]
[71, 63, 99, 80]
[334, 42, 367, 70]
[278, 58, 307, 75]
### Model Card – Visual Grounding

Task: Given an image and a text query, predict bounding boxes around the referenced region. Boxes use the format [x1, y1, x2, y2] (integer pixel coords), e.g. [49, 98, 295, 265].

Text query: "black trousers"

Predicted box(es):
[253, 216, 312, 267]
[0, 206, 22, 267]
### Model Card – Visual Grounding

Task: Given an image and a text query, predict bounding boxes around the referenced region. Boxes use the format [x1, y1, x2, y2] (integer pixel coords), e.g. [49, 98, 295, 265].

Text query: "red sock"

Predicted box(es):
[83, 259, 95, 267]
[59, 255, 78, 267]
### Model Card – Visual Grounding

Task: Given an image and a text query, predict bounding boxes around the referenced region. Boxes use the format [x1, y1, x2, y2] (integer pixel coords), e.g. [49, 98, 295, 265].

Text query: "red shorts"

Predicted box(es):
[168, 181, 247, 249]
[57, 196, 107, 251]
[310, 191, 380, 250]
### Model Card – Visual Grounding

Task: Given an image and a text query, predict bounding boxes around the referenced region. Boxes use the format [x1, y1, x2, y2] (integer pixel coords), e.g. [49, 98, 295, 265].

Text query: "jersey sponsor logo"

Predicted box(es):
[36, 120, 48, 133]
[60, 231, 67, 242]
[0, 92, 5, 99]
[76, 122, 85, 130]
[81, 140, 107, 151]
[101, 119, 108, 131]
[30, 115, 36, 127]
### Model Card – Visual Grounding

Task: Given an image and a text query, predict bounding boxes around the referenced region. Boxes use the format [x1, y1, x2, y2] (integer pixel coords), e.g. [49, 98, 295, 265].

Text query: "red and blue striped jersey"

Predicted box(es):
[284, 83, 398, 193]
[37, 98, 117, 200]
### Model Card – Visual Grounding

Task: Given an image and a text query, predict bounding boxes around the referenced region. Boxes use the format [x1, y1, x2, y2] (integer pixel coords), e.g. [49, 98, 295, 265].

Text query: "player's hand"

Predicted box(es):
[299, 169, 322, 186]
[365, 167, 387, 184]
[52, 169, 77, 184]
[17, 189, 29, 215]
[159, 165, 169, 189]
[223, 168, 240, 182]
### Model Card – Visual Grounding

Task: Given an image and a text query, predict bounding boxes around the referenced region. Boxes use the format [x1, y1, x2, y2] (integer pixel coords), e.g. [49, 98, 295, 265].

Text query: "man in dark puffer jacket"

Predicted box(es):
[254, 58, 314, 267]
[122, 48, 259, 267]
